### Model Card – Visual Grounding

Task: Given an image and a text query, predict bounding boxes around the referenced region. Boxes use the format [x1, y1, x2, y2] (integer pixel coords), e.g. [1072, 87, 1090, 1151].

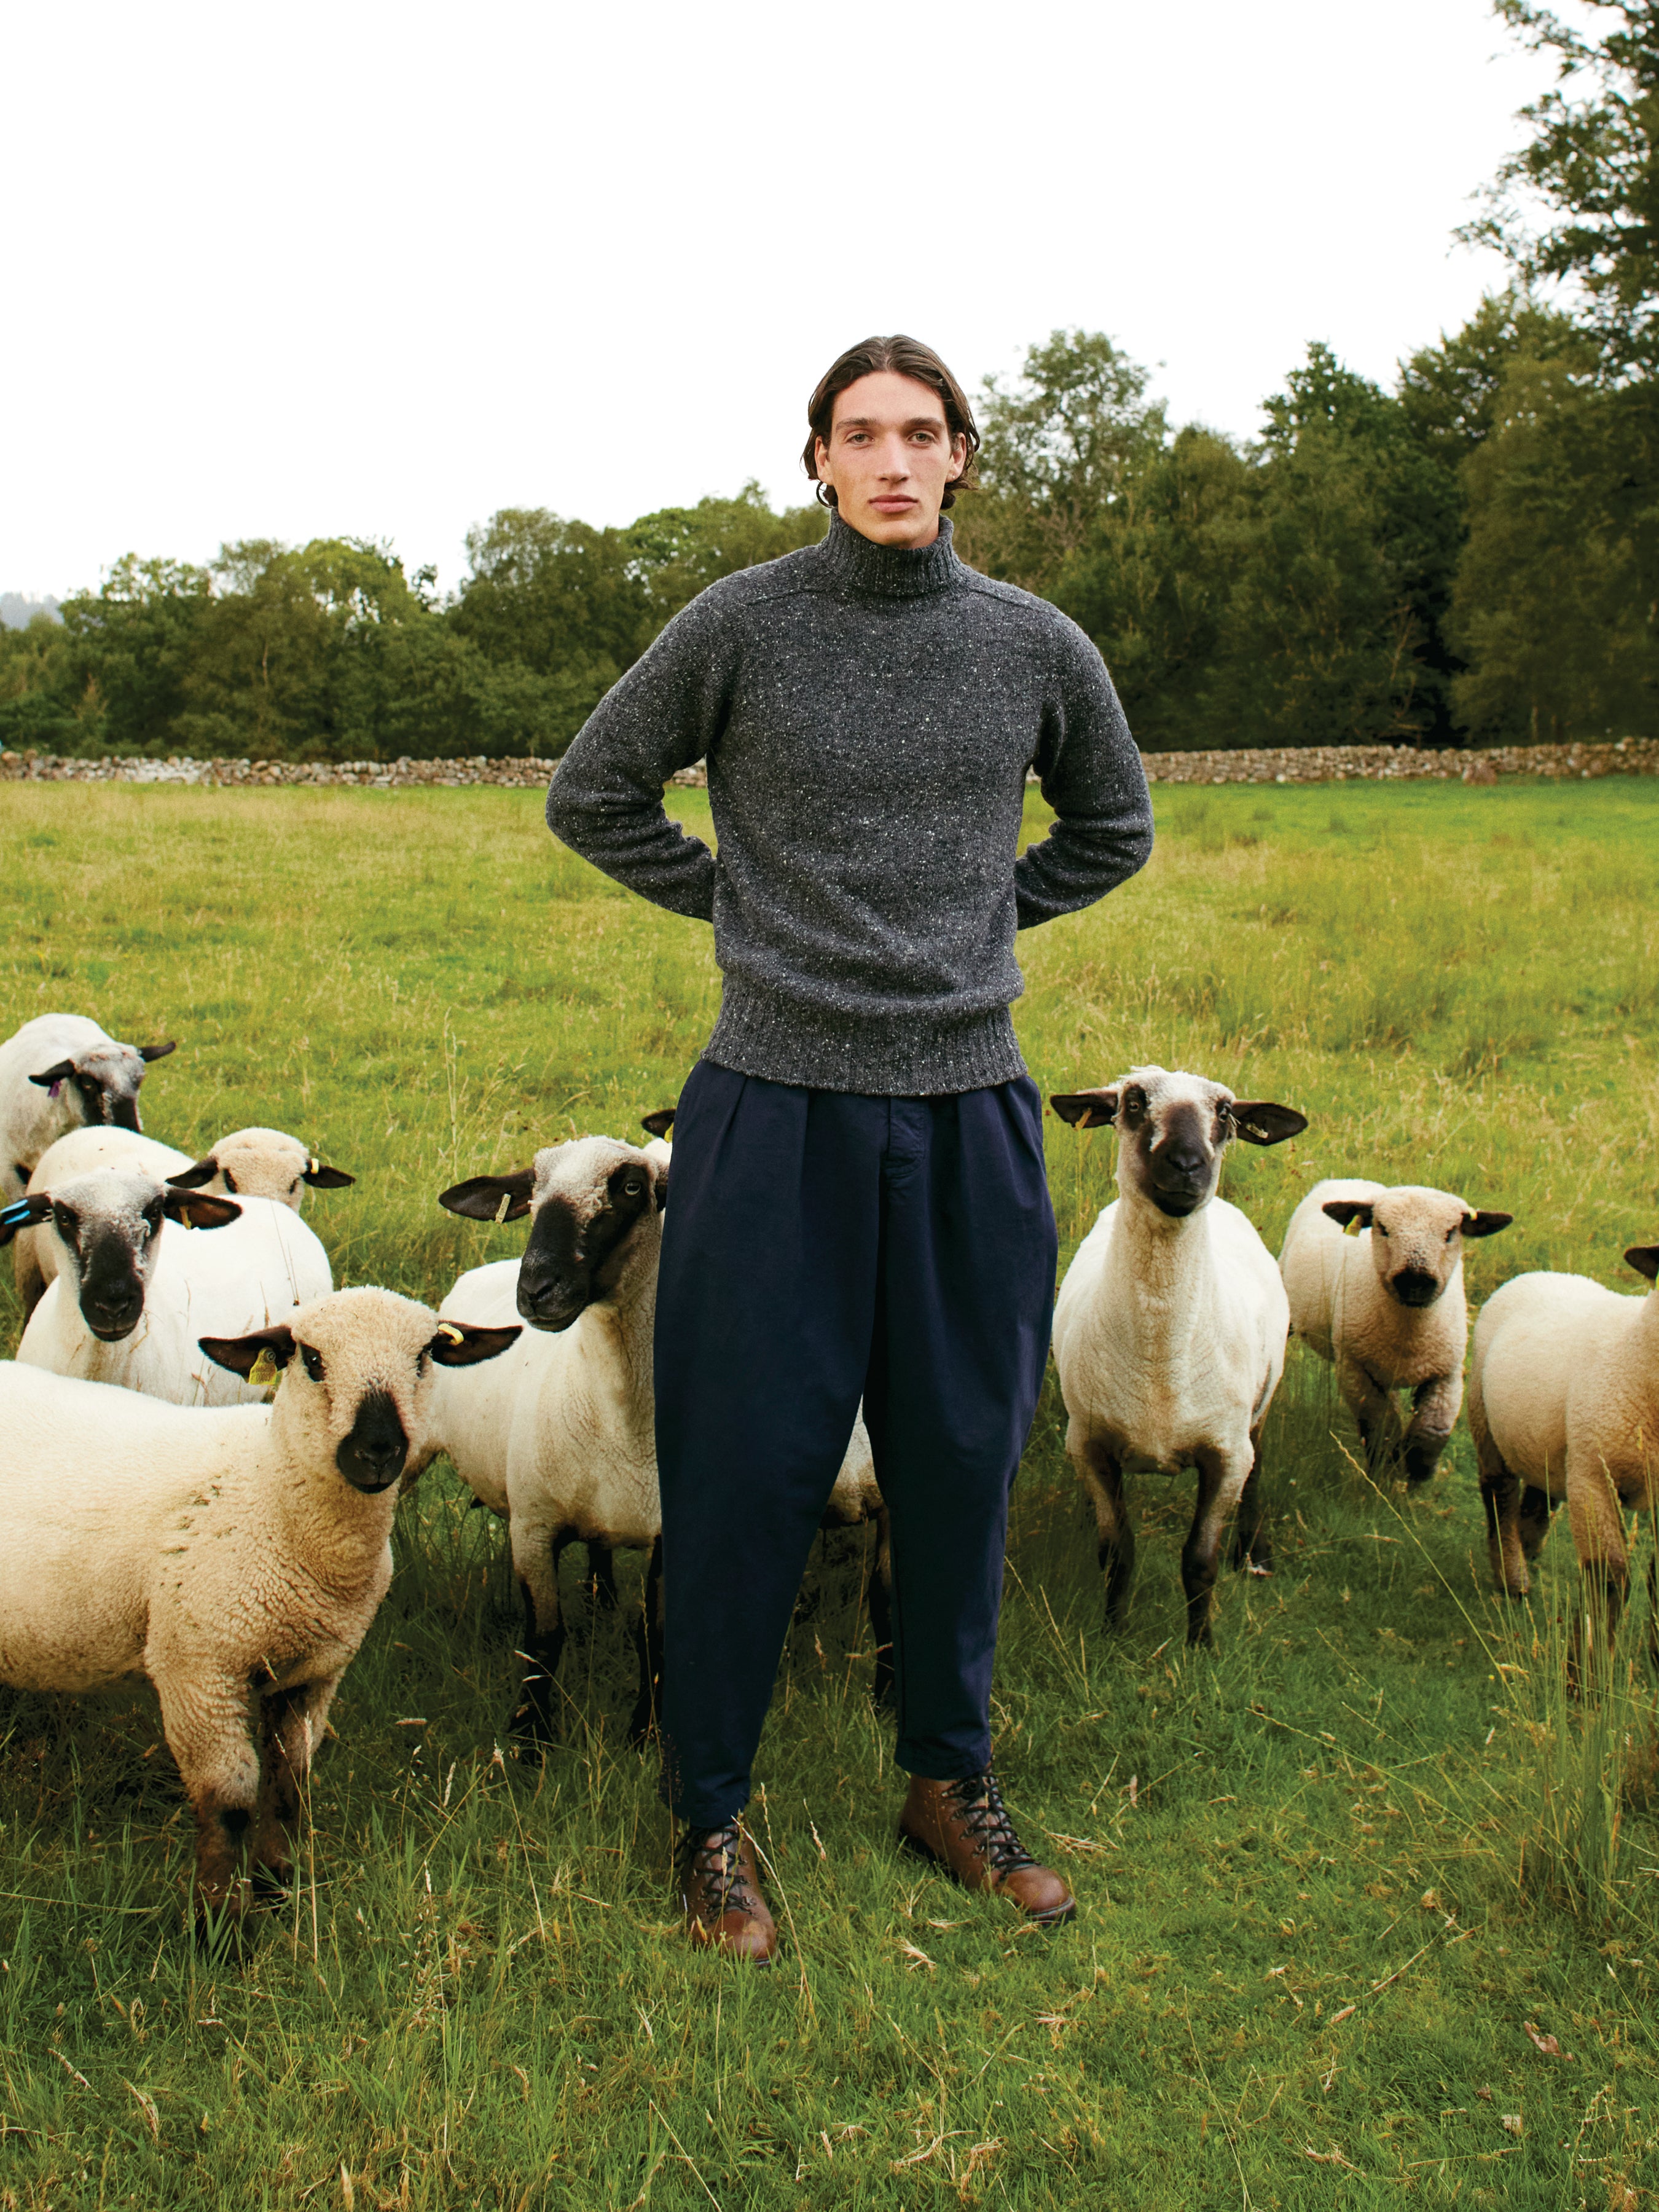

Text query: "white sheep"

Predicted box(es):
[1050, 1067, 1307, 1644]
[14, 1123, 352, 1313]
[429, 1124, 887, 1741]
[0, 1289, 517, 1934]
[0, 1013, 175, 1204]
[7, 1165, 332, 1407]
[1279, 1179, 1513, 1486]
[1468, 1244, 1659, 1667]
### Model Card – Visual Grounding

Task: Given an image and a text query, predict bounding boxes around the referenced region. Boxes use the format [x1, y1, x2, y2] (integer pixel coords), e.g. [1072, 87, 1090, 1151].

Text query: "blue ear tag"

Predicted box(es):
[0, 1197, 38, 1234]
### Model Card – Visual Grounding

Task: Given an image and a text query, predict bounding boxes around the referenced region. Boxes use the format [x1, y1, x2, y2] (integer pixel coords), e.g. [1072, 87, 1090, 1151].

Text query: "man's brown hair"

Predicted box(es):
[802, 335, 981, 511]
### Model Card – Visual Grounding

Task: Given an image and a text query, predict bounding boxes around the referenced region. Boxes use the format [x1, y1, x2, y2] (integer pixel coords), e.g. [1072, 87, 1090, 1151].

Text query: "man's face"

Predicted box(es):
[814, 371, 967, 547]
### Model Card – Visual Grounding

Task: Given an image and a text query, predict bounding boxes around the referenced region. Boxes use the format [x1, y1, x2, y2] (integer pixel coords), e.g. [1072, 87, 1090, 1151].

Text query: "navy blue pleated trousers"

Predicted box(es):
[653, 1060, 1058, 1829]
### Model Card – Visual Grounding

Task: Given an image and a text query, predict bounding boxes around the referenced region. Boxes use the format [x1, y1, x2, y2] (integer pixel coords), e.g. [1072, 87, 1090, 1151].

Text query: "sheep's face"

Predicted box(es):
[33, 1167, 240, 1340]
[1051, 1067, 1307, 1219]
[199, 1288, 520, 1494]
[516, 1139, 665, 1332]
[1320, 1186, 1513, 1308]
[27, 1040, 174, 1136]
[166, 1126, 355, 1212]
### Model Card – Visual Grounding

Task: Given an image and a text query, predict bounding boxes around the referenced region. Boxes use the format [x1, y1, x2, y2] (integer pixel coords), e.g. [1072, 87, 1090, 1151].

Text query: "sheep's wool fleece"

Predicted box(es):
[546, 516, 1154, 1096]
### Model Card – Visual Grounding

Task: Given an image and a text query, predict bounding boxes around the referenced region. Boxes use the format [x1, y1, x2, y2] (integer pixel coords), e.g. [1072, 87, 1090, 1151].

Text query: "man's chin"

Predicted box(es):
[850, 505, 938, 547]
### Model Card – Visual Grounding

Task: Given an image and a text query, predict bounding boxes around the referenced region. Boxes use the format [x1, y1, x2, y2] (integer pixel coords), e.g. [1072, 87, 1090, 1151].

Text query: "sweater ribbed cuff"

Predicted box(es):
[703, 982, 1027, 1097]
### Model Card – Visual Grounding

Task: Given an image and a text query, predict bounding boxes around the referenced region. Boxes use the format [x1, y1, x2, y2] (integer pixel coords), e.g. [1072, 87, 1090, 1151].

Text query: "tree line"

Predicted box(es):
[4, 1, 1655, 761]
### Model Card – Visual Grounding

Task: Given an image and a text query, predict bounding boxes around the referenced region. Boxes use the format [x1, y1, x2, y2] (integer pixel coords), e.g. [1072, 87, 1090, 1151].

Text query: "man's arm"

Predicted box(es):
[1015, 625, 1154, 928]
[544, 592, 735, 921]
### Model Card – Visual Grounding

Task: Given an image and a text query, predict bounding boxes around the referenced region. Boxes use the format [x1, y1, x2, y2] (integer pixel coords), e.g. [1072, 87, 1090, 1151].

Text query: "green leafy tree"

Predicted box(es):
[58, 555, 213, 752]
[0, 614, 83, 750]
[625, 482, 824, 622]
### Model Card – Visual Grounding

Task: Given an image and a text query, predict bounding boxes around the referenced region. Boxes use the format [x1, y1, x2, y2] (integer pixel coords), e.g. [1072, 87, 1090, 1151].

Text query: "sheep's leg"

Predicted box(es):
[251, 1676, 339, 1900]
[1231, 1427, 1273, 1576]
[868, 1507, 895, 1711]
[1567, 1467, 1629, 1696]
[1518, 1485, 1556, 1563]
[510, 1523, 569, 1746]
[584, 1542, 619, 1613]
[1074, 1432, 1134, 1626]
[1475, 1426, 1530, 1596]
[1402, 1374, 1460, 1488]
[154, 1674, 262, 1942]
[1183, 1448, 1249, 1648]
[627, 1539, 665, 1747]
[1336, 1352, 1397, 1473]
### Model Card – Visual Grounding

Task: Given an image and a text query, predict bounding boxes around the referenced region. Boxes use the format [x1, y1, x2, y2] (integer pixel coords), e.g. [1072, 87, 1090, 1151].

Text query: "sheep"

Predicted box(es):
[0, 1013, 175, 1205]
[0, 1289, 518, 1934]
[14, 1124, 352, 1313]
[6, 1165, 333, 1408]
[428, 1121, 888, 1744]
[1279, 1179, 1513, 1486]
[1049, 1067, 1308, 1645]
[1468, 1244, 1659, 1670]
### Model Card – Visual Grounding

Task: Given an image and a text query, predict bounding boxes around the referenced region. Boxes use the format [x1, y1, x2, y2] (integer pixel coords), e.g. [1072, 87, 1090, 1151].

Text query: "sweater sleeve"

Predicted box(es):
[1014, 620, 1154, 928]
[544, 589, 738, 922]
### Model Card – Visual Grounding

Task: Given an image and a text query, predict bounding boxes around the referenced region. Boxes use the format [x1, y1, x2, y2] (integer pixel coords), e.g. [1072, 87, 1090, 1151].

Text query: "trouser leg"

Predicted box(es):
[653, 1063, 879, 1829]
[869, 1079, 1057, 1780]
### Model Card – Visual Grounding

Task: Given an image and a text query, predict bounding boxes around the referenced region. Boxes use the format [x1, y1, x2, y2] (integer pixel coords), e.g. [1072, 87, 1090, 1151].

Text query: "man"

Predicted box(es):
[546, 334, 1153, 1963]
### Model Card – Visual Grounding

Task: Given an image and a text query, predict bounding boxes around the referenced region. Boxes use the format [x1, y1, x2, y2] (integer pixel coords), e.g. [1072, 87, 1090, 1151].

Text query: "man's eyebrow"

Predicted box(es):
[836, 414, 946, 431]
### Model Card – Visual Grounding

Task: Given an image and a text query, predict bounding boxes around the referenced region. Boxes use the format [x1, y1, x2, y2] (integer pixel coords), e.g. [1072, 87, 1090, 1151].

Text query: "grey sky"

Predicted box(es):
[2, 0, 1569, 599]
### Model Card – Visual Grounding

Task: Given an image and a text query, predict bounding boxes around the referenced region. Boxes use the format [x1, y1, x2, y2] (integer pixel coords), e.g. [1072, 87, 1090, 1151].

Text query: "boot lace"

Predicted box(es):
[944, 1770, 1037, 1875]
[675, 1822, 759, 1917]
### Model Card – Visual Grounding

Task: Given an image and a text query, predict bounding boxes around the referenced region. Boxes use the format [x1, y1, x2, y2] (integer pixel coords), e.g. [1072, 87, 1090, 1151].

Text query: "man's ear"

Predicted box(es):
[640, 1108, 676, 1139]
[1049, 1088, 1120, 1129]
[0, 1192, 53, 1247]
[302, 1159, 355, 1189]
[1461, 1210, 1514, 1239]
[1322, 1199, 1374, 1231]
[1230, 1102, 1308, 1145]
[438, 1170, 535, 1223]
[163, 1190, 243, 1231]
[1625, 1245, 1659, 1284]
[199, 1323, 296, 1378]
[428, 1321, 523, 1366]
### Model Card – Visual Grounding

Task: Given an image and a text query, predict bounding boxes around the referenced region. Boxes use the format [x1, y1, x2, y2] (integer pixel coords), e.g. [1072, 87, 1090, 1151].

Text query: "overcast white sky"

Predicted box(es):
[2, 0, 1575, 600]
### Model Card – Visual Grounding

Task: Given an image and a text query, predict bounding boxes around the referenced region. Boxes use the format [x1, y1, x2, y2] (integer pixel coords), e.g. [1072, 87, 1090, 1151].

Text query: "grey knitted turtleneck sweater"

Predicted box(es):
[546, 513, 1153, 1096]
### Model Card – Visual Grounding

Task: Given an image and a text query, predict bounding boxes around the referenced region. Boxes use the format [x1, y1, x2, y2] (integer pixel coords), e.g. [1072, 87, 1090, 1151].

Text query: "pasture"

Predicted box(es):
[0, 774, 1655, 2210]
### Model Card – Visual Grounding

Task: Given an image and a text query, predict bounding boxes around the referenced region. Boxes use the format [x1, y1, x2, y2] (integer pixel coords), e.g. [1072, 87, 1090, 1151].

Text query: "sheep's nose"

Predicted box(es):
[1150, 1140, 1209, 1189]
[1390, 1268, 1441, 1308]
[110, 1096, 142, 1134]
[82, 1292, 143, 1341]
[516, 1268, 587, 1333]
[336, 1390, 408, 1492]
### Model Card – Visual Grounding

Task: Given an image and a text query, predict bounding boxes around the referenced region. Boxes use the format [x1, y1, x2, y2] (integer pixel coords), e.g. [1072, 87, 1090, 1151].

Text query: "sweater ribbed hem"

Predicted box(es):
[702, 982, 1027, 1096]
[817, 513, 964, 598]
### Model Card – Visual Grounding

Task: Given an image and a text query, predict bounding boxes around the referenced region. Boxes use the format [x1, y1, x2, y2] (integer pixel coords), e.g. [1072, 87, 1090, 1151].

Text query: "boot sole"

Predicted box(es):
[898, 1825, 1077, 1926]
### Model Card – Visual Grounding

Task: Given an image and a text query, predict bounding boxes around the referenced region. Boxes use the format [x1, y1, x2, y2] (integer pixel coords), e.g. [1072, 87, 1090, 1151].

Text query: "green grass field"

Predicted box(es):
[0, 776, 1655, 2210]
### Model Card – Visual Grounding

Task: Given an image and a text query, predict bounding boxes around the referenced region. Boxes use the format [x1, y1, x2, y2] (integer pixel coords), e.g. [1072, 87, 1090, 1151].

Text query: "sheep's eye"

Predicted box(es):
[53, 1204, 77, 1233]
[300, 1345, 326, 1383]
[222, 1169, 238, 1194]
[1376, 1224, 1389, 1238]
[622, 1175, 643, 1198]
[1446, 1226, 1457, 1242]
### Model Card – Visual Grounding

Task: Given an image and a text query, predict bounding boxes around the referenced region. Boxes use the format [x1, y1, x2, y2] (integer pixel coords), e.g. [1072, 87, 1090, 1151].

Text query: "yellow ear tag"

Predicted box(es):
[248, 1348, 280, 1389]
[493, 1191, 512, 1226]
[437, 1322, 465, 1346]
[1343, 1215, 1362, 1237]
[308, 1156, 320, 1176]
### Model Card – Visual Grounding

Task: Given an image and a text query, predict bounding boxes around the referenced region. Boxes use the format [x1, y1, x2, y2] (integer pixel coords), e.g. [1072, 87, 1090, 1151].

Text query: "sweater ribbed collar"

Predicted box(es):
[818, 511, 963, 597]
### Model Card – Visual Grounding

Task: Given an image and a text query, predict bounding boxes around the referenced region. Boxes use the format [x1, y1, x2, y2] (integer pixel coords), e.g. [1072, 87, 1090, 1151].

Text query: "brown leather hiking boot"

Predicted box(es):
[898, 1771, 1076, 1925]
[675, 1821, 778, 1963]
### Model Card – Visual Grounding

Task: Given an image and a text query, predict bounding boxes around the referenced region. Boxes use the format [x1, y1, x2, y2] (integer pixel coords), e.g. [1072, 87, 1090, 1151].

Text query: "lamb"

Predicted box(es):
[428, 1121, 888, 1743]
[5, 1164, 333, 1408]
[1468, 1245, 1659, 1665]
[1279, 1179, 1513, 1486]
[0, 1013, 175, 1204]
[1049, 1067, 1308, 1645]
[13, 1123, 352, 1312]
[0, 1290, 517, 1934]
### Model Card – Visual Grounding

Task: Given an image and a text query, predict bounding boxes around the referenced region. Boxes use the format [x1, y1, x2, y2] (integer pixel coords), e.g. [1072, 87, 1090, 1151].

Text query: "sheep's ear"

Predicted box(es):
[1230, 1101, 1308, 1146]
[1322, 1199, 1373, 1230]
[166, 1157, 219, 1190]
[1462, 1210, 1514, 1240]
[302, 1159, 355, 1189]
[28, 1059, 76, 1090]
[640, 1108, 676, 1139]
[0, 1192, 52, 1247]
[200, 1323, 296, 1378]
[136, 1041, 176, 1063]
[1050, 1088, 1119, 1129]
[163, 1190, 243, 1231]
[438, 1170, 535, 1223]
[1624, 1245, 1659, 1284]
[428, 1320, 523, 1366]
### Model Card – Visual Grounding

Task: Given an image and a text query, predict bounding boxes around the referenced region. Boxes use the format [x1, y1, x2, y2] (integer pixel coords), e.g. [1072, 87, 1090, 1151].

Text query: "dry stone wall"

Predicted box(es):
[3, 739, 1658, 790]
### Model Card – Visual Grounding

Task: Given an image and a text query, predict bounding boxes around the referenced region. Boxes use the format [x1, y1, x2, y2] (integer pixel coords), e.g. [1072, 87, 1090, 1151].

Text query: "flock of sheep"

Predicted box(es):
[0, 1011, 1654, 1939]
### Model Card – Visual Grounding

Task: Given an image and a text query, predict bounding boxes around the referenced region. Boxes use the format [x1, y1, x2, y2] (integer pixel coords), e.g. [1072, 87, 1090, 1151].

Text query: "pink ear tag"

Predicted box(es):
[49, 1080, 63, 1100]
